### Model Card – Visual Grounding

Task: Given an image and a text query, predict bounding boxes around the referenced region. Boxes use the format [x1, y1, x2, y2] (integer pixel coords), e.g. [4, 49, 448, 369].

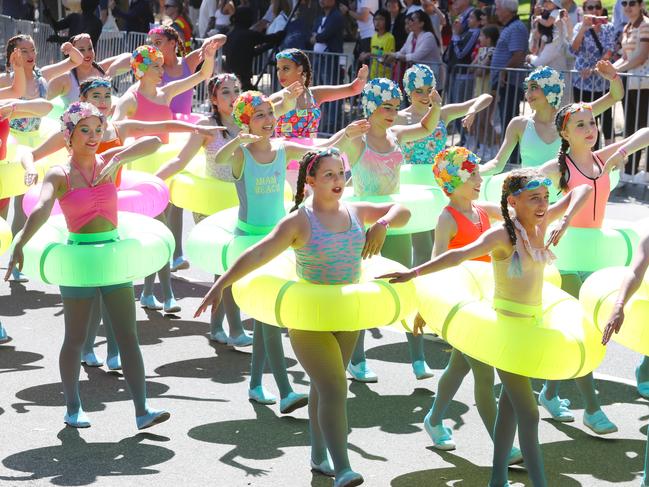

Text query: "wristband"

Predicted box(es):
[377, 218, 390, 228]
[617, 147, 627, 158]
[615, 299, 625, 307]
[415, 268, 421, 277]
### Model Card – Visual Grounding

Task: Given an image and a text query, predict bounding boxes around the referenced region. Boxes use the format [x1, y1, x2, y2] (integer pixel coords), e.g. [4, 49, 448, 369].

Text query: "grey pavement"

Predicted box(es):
[1, 193, 649, 487]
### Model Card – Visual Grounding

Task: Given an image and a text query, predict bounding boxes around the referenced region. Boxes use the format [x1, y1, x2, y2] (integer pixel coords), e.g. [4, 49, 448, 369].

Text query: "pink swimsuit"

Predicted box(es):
[132, 91, 173, 143]
[564, 154, 609, 228]
[58, 160, 118, 233]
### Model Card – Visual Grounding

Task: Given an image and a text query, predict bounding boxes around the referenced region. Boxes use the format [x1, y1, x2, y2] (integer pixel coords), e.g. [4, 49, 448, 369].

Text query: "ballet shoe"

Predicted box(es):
[0, 323, 9, 343]
[228, 333, 253, 347]
[583, 409, 618, 435]
[136, 408, 171, 430]
[424, 411, 455, 451]
[412, 360, 434, 380]
[107, 354, 122, 371]
[538, 385, 574, 422]
[347, 361, 378, 383]
[163, 297, 181, 314]
[507, 447, 524, 465]
[64, 409, 91, 428]
[334, 469, 364, 487]
[170, 256, 190, 272]
[248, 386, 277, 405]
[81, 352, 104, 367]
[310, 455, 335, 477]
[210, 330, 229, 344]
[635, 366, 649, 399]
[279, 392, 309, 414]
[140, 294, 163, 310]
[11, 268, 29, 283]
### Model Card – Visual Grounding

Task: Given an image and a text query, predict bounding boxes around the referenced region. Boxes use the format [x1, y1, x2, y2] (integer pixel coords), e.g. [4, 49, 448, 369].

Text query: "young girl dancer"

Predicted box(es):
[271, 49, 368, 138]
[538, 105, 649, 431]
[4, 102, 169, 429]
[208, 90, 345, 412]
[336, 77, 441, 382]
[196, 147, 410, 487]
[397, 63, 492, 265]
[380, 168, 592, 487]
[114, 43, 216, 313]
[418, 147, 523, 464]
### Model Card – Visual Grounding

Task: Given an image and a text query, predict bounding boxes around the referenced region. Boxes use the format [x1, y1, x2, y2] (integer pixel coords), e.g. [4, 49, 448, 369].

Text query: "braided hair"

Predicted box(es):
[276, 49, 312, 88]
[148, 25, 182, 56]
[555, 104, 574, 192]
[500, 168, 545, 247]
[291, 150, 342, 212]
[6, 35, 33, 69]
[207, 73, 240, 138]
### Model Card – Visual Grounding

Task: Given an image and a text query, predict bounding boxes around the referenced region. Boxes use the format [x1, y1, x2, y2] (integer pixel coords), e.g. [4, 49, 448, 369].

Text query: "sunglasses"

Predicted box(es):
[621, 1, 638, 6]
[512, 178, 552, 196]
[164, 4, 177, 8]
[585, 3, 602, 9]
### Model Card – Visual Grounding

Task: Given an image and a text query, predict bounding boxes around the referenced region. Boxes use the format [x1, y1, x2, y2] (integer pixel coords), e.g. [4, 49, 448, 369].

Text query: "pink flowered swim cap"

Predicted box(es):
[61, 101, 105, 145]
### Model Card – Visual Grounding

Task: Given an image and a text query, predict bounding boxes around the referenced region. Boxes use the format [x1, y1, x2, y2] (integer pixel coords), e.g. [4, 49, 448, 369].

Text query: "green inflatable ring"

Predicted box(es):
[399, 164, 437, 186]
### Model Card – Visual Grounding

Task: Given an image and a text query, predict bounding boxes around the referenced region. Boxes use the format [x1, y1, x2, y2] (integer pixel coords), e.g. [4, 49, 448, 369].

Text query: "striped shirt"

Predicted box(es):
[621, 16, 649, 89]
[490, 16, 529, 88]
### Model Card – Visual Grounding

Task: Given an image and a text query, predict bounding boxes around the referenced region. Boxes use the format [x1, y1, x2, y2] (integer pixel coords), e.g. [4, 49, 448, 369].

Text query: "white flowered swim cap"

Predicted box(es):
[403, 64, 436, 99]
[361, 78, 402, 118]
[524, 66, 565, 109]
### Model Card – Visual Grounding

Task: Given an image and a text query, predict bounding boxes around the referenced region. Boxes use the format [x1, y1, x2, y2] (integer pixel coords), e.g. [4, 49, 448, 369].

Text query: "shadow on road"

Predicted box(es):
[0, 429, 175, 485]
[0, 283, 61, 317]
[0, 345, 43, 374]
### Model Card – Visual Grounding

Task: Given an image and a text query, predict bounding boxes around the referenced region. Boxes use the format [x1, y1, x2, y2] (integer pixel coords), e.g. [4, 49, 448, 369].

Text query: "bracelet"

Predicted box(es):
[615, 300, 625, 307]
[415, 268, 421, 277]
[377, 217, 390, 228]
[617, 147, 627, 158]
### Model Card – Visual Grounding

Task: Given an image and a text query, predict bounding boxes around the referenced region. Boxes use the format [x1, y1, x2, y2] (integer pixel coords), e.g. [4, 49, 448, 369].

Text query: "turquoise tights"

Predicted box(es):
[249, 321, 295, 398]
[210, 284, 245, 338]
[82, 291, 119, 361]
[289, 330, 359, 475]
[490, 369, 546, 487]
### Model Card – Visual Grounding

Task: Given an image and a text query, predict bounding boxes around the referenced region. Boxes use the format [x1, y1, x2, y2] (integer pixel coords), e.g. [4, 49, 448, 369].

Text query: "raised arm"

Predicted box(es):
[195, 212, 303, 316]
[112, 91, 137, 121]
[602, 235, 649, 344]
[161, 43, 217, 102]
[440, 93, 493, 127]
[101, 52, 133, 78]
[40, 43, 84, 82]
[354, 202, 411, 258]
[185, 35, 228, 72]
[2, 98, 53, 120]
[114, 118, 225, 140]
[591, 60, 624, 115]
[479, 117, 526, 175]
[545, 183, 593, 246]
[600, 127, 649, 173]
[0, 51, 26, 99]
[270, 81, 304, 117]
[210, 133, 262, 177]
[391, 90, 442, 144]
[93, 136, 163, 184]
[155, 132, 206, 180]
[311, 65, 368, 105]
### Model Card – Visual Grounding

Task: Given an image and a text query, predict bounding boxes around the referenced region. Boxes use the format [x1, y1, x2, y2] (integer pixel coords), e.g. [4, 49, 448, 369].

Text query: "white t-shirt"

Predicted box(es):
[198, 0, 217, 37]
[357, 0, 379, 40]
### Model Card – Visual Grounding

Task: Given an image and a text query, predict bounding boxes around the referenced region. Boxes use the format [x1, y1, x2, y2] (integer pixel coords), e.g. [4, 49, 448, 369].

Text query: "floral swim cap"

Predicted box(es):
[361, 78, 402, 118]
[433, 146, 480, 196]
[524, 66, 565, 109]
[61, 101, 105, 145]
[130, 45, 164, 79]
[403, 64, 436, 98]
[233, 91, 272, 128]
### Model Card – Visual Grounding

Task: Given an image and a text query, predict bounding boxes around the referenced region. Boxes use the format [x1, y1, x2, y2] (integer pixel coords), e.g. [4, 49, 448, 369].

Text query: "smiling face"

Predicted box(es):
[72, 35, 95, 65]
[453, 169, 483, 200]
[276, 58, 303, 88]
[247, 101, 276, 137]
[308, 156, 346, 200]
[369, 98, 401, 128]
[69, 116, 104, 155]
[148, 32, 177, 61]
[561, 109, 598, 149]
[508, 185, 550, 224]
[410, 85, 433, 108]
[212, 78, 241, 116]
[80, 86, 112, 116]
[16, 39, 36, 69]
[525, 80, 549, 109]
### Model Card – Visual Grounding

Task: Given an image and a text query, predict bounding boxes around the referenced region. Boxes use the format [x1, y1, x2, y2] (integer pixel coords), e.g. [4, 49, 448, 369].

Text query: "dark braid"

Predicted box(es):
[6, 35, 33, 69]
[500, 168, 546, 247]
[555, 105, 575, 192]
[291, 151, 318, 212]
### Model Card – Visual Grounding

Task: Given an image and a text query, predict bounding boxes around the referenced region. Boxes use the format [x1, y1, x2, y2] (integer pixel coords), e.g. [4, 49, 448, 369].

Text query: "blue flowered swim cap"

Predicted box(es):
[524, 66, 565, 109]
[403, 64, 436, 99]
[361, 78, 402, 118]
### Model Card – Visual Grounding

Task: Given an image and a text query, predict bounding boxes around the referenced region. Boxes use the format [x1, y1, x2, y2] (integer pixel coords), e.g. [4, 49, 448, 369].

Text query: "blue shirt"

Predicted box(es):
[490, 16, 528, 87]
[570, 23, 616, 92]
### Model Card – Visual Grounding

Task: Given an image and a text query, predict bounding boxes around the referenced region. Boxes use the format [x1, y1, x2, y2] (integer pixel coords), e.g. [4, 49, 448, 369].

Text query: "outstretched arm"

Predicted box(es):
[162, 43, 217, 102]
[94, 136, 163, 184]
[600, 127, 649, 173]
[155, 133, 206, 180]
[0, 51, 26, 99]
[20, 130, 66, 186]
[545, 183, 593, 246]
[311, 65, 369, 105]
[479, 118, 525, 175]
[441, 93, 493, 129]
[114, 118, 224, 140]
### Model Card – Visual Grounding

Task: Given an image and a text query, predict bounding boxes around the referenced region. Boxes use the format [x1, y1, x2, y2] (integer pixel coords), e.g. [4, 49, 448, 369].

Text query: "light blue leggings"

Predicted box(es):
[249, 321, 295, 398]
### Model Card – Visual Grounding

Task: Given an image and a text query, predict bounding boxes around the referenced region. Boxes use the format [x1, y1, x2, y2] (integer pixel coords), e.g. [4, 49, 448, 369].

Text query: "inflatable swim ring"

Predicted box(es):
[580, 266, 649, 356]
[0, 147, 69, 199]
[22, 170, 170, 218]
[0, 216, 11, 256]
[232, 253, 417, 331]
[342, 184, 447, 235]
[479, 169, 620, 204]
[10, 117, 60, 149]
[551, 219, 640, 273]
[126, 132, 191, 174]
[415, 261, 605, 379]
[399, 164, 436, 187]
[186, 206, 269, 274]
[19, 211, 174, 286]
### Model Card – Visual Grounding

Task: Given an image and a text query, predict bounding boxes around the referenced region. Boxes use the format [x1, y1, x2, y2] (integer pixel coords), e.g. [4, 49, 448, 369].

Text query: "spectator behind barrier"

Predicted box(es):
[386, 0, 408, 50]
[359, 9, 396, 79]
[47, 0, 104, 48]
[109, 0, 154, 33]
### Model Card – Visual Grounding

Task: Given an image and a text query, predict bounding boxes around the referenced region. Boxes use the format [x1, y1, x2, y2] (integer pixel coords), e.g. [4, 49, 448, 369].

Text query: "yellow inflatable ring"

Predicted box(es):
[415, 261, 605, 379]
[0, 148, 70, 199]
[125, 133, 190, 174]
[0, 216, 11, 256]
[342, 184, 447, 235]
[580, 267, 649, 356]
[232, 253, 417, 331]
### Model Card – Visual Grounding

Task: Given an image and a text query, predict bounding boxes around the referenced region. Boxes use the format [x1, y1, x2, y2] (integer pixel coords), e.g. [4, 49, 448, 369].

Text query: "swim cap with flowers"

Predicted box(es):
[433, 146, 480, 196]
[524, 66, 565, 109]
[130, 45, 164, 79]
[403, 64, 436, 99]
[61, 101, 105, 145]
[361, 78, 402, 118]
[233, 91, 272, 128]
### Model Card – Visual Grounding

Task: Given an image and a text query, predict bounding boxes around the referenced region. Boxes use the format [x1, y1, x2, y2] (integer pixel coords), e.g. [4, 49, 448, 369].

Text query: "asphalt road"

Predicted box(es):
[1, 193, 649, 487]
